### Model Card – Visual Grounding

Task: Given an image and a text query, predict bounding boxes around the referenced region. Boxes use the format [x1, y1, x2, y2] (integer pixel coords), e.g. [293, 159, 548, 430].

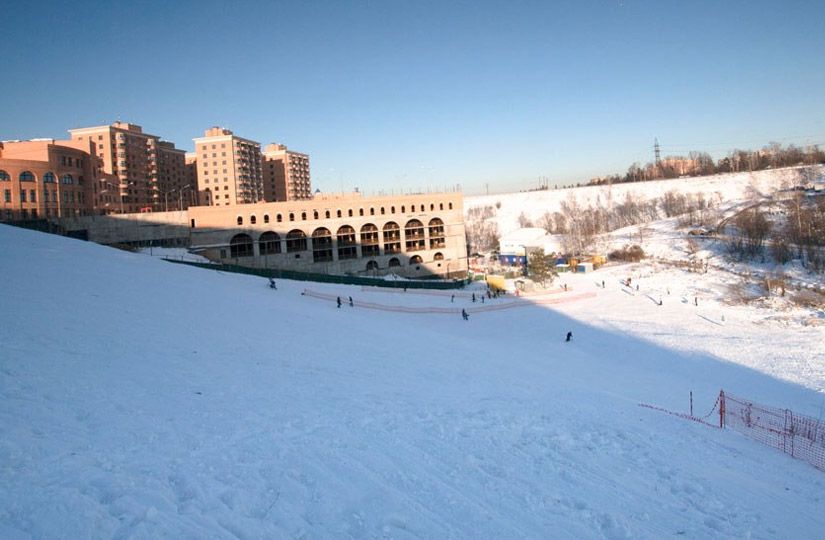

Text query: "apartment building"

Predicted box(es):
[0, 138, 105, 220]
[68, 122, 186, 213]
[193, 127, 263, 207]
[262, 143, 311, 201]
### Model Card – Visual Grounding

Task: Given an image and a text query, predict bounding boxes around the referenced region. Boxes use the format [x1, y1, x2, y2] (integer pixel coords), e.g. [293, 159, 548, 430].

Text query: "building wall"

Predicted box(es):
[187, 192, 467, 278]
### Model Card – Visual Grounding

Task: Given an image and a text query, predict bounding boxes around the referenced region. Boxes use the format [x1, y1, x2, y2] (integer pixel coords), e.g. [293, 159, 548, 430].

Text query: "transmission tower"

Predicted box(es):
[654, 138, 661, 165]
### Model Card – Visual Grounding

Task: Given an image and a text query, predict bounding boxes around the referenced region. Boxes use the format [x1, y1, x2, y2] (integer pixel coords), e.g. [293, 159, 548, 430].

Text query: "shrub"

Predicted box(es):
[609, 245, 645, 262]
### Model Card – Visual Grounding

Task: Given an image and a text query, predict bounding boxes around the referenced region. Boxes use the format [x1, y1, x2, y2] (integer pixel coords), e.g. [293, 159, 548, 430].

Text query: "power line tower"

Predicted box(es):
[654, 137, 661, 165]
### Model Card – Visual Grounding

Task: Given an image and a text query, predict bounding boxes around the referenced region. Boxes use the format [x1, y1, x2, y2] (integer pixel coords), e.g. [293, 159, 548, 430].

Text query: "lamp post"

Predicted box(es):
[519, 244, 529, 277]
[178, 184, 192, 211]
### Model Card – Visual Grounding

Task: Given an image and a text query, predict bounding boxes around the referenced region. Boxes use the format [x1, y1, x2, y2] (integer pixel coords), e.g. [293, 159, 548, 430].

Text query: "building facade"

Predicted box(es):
[67, 122, 186, 213]
[193, 128, 263, 207]
[187, 192, 467, 279]
[262, 143, 311, 201]
[0, 138, 104, 220]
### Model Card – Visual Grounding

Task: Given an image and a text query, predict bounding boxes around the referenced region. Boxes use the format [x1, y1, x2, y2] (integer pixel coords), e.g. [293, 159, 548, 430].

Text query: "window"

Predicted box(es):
[336, 209, 342, 218]
[289, 212, 295, 221]
[312, 228, 333, 262]
[348, 209, 353, 217]
[250, 215, 257, 225]
[337, 225, 357, 260]
[237, 216, 243, 226]
[313, 210, 319, 219]
[264, 214, 270, 224]
[276, 214, 282, 223]
[382, 221, 401, 254]
[0, 171, 10, 182]
[448, 202, 453, 210]
[401, 206, 405, 213]
[286, 229, 307, 252]
[405, 219, 425, 252]
[388, 257, 400, 267]
[409, 255, 423, 265]
[325, 210, 330, 219]
[4, 189, 11, 202]
[434, 252, 444, 261]
[301, 212, 307, 220]
[429, 218, 446, 249]
[20, 191, 27, 202]
[361, 223, 380, 257]
[61, 174, 74, 184]
[259, 231, 281, 255]
[30, 190, 36, 203]
[19, 171, 35, 182]
[359, 208, 364, 216]
[229, 234, 254, 258]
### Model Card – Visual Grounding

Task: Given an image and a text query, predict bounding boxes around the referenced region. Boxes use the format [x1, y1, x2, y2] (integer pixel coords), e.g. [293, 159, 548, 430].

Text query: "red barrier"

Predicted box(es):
[721, 392, 825, 472]
[641, 391, 825, 472]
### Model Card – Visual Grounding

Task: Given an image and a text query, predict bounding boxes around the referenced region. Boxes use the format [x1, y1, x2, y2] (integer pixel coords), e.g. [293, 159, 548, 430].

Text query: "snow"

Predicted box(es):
[2, 218, 825, 539]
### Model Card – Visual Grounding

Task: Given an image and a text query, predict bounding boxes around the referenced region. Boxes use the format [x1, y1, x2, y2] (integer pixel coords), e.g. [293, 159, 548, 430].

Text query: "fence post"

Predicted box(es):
[719, 390, 725, 428]
[690, 391, 693, 417]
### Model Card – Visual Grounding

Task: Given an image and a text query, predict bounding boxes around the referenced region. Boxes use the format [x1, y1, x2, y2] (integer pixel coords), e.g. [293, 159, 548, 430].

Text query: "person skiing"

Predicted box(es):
[472, 293, 476, 303]
[348, 296, 354, 307]
[451, 294, 455, 303]
[268, 278, 277, 290]
[461, 309, 469, 321]
[602, 280, 605, 289]
[336, 296, 342, 308]
[565, 331, 572, 342]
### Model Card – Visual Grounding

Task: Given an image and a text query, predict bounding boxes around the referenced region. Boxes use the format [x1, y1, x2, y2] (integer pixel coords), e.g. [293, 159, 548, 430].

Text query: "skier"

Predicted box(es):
[472, 293, 476, 303]
[336, 296, 342, 308]
[481, 296, 485, 304]
[268, 278, 277, 290]
[602, 280, 605, 289]
[451, 294, 455, 303]
[461, 309, 469, 321]
[694, 297, 698, 306]
[348, 296, 354, 307]
[566, 331, 573, 342]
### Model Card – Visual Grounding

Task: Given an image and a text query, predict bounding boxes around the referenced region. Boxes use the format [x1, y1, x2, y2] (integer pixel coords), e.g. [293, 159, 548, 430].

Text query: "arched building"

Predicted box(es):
[187, 191, 467, 279]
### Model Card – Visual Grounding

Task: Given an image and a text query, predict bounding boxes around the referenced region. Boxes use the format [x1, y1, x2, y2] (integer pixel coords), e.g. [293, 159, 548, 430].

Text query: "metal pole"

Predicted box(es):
[690, 391, 693, 417]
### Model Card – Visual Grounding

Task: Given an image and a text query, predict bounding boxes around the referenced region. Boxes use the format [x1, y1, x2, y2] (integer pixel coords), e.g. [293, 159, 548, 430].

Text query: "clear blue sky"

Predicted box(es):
[2, 0, 824, 195]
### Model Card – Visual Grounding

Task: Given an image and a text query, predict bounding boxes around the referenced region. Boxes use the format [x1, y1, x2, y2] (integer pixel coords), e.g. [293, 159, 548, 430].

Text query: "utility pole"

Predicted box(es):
[654, 138, 661, 166]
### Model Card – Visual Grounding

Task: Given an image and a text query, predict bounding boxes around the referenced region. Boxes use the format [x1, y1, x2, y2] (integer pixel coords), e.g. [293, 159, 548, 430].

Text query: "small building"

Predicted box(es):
[498, 227, 563, 265]
[576, 262, 594, 273]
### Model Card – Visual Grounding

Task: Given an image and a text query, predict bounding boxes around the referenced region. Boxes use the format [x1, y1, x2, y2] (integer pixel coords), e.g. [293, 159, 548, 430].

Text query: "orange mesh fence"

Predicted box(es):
[722, 391, 825, 472]
[303, 289, 596, 315]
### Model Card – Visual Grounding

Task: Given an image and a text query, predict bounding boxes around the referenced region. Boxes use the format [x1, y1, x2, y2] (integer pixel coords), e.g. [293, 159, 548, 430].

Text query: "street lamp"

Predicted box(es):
[178, 184, 192, 211]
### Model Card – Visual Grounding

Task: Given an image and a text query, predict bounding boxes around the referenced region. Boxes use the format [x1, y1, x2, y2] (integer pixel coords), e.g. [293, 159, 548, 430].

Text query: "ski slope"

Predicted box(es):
[1, 224, 824, 539]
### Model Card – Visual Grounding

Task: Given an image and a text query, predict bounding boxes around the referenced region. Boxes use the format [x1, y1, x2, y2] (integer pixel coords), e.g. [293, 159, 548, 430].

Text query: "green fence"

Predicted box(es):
[163, 258, 469, 290]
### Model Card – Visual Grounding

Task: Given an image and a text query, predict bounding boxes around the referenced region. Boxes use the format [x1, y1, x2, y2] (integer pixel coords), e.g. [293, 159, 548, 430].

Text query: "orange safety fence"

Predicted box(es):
[303, 288, 596, 315]
[640, 390, 825, 472]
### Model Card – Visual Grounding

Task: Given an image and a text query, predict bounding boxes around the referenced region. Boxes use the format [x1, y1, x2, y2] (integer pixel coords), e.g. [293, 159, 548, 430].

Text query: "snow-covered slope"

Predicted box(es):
[466, 167, 812, 238]
[1, 224, 824, 539]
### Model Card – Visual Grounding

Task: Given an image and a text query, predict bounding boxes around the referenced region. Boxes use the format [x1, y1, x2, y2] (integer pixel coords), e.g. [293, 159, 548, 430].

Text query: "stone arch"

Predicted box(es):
[383, 221, 401, 254]
[428, 217, 445, 249]
[312, 227, 333, 262]
[286, 229, 307, 252]
[20, 171, 36, 182]
[409, 255, 423, 265]
[404, 219, 425, 252]
[259, 231, 281, 255]
[229, 233, 253, 258]
[337, 225, 357, 260]
[43, 172, 56, 183]
[433, 252, 444, 261]
[388, 257, 400, 268]
[360, 223, 380, 257]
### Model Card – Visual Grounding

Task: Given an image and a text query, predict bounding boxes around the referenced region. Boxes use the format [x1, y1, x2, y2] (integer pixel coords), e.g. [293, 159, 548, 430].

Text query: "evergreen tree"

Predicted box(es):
[526, 248, 557, 287]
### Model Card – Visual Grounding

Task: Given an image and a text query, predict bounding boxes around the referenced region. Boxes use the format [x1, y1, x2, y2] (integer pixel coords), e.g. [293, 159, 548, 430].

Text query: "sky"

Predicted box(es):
[2, 0, 824, 195]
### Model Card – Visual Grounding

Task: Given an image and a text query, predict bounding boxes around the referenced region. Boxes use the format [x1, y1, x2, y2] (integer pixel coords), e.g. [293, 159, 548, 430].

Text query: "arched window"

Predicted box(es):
[380, 207, 385, 215]
[313, 210, 319, 219]
[325, 210, 330, 219]
[390, 206, 395, 214]
[348, 209, 353, 217]
[405, 219, 425, 252]
[439, 203, 443, 210]
[360, 223, 380, 257]
[448, 202, 453, 210]
[289, 212, 295, 221]
[312, 227, 333, 262]
[43, 172, 56, 183]
[276, 214, 282, 223]
[0, 170, 10, 182]
[430, 204, 434, 211]
[336, 209, 342, 218]
[420, 204, 425, 212]
[259, 231, 281, 255]
[433, 252, 444, 261]
[60, 174, 73, 184]
[20, 171, 35, 182]
[286, 229, 307, 252]
[401, 205, 405, 213]
[264, 214, 270, 224]
[383, 221, 401, 254]
[366, 260, 379, 271]
[250, 215, 257, 225]
[229, 233, 253, 258]
[237, 216, 243, 226]
[370, 207, 375, 216]
[388, 257, 400, 268]
[337, 225, 357, 260]
[428, 217, 445, 249]
[409, 255, 423, 265]
[359, 208, 364, 216]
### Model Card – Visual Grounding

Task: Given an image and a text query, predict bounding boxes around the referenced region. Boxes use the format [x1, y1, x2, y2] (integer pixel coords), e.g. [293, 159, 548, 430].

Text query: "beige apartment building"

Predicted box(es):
[187, 191, 467, 279]
[0, 138, 112, 220]
[262, 143, 311, 201]
[193, 128, 263, 207]
[68, 122, 187, 213]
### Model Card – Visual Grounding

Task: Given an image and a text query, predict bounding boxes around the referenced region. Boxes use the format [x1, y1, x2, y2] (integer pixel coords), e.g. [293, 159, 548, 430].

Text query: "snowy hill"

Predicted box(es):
[1, 223, 824, 539]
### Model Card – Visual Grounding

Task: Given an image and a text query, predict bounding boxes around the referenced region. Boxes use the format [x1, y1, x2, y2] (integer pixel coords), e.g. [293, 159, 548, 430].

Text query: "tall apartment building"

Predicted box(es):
[68, 122, 186, 213]
[193, 128, 263, 206]
[262, 143, 311, 202]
